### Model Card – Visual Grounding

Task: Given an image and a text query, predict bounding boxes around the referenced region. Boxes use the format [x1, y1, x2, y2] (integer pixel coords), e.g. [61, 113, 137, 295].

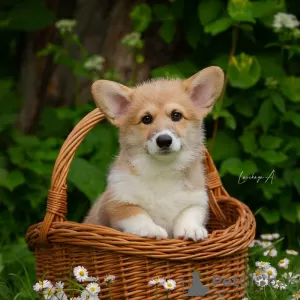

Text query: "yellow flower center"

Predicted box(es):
[280, 260, 284, 264]
[255, 269, 262, 275]
[47, 290, 54, 295]
[79, 270, 85, 276]
[261, 262, 266, 265]
[167, 283, 172, 287]
[267, 270, 273, 275]
[91, 287, 95, 292]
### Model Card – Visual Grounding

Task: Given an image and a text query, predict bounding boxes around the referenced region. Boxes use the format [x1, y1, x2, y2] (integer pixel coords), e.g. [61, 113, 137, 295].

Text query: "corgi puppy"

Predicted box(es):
[84, 66, 224, 241]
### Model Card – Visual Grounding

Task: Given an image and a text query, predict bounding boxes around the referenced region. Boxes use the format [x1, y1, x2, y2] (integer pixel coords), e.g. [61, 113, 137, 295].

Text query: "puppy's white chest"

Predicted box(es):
[109, 170, 208, 233]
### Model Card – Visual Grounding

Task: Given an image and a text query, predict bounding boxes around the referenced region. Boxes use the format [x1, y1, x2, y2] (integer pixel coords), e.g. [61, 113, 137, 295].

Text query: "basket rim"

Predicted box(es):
[26, 196, 256, 261]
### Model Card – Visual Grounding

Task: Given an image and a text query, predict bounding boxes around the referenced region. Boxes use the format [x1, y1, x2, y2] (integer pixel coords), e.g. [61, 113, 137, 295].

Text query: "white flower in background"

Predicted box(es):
[272, 279, 287, 290]
[80, 290, 98, 300]
[255, 261, 270, 270]
[264, 248, 278, 257]
[104, 274, 116, 285]
[256, 276, 268, 287]
[33, 280, 52, 292]
[265, 266, 277, 279]
[265, 77, 279, 89]
[86, 276, 99, 282]
[55, 281, 64, 292]
[86, 282, 101, 295]
[55, 19, 77, 34]
[292, 291, 300, 299]
[286, 249, 299, 256]
[273, 12, 300, 30]
[282, 272, 300, 284]
[272, 233, 280, 239]
[43, 286, 56, 300]
[163, 279, 176, 290]
[148, 277, 166, 286]
[74, 266, 89, 282]
[278, 258, 290, 269]
[70, 298, 81, 300]
[261, 241, 272, 248]
[242, 298, 249, 300]
[260, 234, 274, 240]
[121, 32, 142, 48]
[83, 55, 105, 72]
[249, 240, 262, 247]
[57, 291, 68, 300]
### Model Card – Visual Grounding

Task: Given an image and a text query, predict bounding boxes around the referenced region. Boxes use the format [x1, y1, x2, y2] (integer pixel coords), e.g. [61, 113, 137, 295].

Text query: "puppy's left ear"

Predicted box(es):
[183, 66, 224, 115]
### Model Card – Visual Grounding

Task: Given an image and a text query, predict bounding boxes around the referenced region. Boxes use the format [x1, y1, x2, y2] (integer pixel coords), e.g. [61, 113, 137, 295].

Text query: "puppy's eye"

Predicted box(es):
[171, 111, 182, 122]
[141, 114, 153, 124]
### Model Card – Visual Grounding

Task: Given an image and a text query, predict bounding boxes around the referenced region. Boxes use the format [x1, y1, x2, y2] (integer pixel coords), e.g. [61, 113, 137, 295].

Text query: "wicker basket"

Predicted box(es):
[26, 108, 256, 300]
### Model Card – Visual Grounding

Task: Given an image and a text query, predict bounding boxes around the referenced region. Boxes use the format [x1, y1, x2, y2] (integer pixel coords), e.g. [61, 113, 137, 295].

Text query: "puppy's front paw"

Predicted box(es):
[125, 222, 168, 240]
[173, 223, 208, 241]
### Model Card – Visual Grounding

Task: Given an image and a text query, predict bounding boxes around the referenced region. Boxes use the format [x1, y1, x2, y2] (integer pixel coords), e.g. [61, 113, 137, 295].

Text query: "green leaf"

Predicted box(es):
[227, 0, 255, 23]
[204, 17, 233, 36]
[256, 54, 285, 79]
[239, 131, 257, 153]
[280, 200, 298, 223]
[270, 91, 286, 114]
[235, 101, 254, 117]
[251, 1, 278, 19]
[260, 177, 285, 200]
[68, 157, 106, 201]
[220, 157, 243, 177]
[208, 131, 241, 161]
[228, 53, 261, 89]
[153, 4, 173, 21]
[280, 77, 300, 102]
[284, 112, 300, 128]
[260, 209, 280, 224]
[6, 0, 55, 31]
[256, 150, 287, 164]
[159, 20, 176, 44]
[293, 169, 300, 194]
[258, 99, 274, 132]
[259, 135, 282, 150]
[0, 170, 25, 192]
[198, 0, 223, 26]
[130, 3, 152, 33]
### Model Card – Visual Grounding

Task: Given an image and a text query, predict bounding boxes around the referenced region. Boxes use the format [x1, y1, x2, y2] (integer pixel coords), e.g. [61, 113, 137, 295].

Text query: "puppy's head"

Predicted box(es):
[92, 66, 224, 163]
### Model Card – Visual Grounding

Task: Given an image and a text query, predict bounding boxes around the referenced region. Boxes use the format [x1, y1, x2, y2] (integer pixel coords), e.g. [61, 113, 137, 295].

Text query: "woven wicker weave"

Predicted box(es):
[26, 108, 256, 300]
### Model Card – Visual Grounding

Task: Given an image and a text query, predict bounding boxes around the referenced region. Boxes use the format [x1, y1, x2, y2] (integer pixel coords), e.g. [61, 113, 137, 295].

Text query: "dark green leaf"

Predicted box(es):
[198, 0, 223, 26]
[256, 54, 285, 79]
[284, 112, 300, 128]
[251, 1, 278, 19]
[0, 170, 25, 192]
[220, 157, 243, 177]
[239, 131, 257, 153]
[280, 200, 298, 223]
[258, 99, 274, 132]
[259, 135, 282, 150]
[227, 0, 255, 23]
[159, 20, 176, 44]
[130, 3, 152, 32]
[235, 101, 254, 117]
[68, 157, 105, 201]
[260, 209, 280, 224]
[204, 17, 233, 35]
[153, 4, 173, 21]
[256, 150, 287, 164]
[280, 77, 300, 103]
[270, 91, 286, 113]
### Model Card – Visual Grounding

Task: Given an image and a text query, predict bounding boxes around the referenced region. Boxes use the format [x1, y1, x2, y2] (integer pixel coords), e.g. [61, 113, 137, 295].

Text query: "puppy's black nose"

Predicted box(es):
[156, 134, 172, 148]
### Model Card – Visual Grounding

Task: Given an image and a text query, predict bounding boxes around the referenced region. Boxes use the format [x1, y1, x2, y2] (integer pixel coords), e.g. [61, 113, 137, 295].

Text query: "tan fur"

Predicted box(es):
[84, 66, 224, 240]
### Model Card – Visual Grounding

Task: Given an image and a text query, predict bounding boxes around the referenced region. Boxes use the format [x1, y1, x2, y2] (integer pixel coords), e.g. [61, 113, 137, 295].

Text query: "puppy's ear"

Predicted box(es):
[183, 66, 224, 115]
[92, 80, 133, 126]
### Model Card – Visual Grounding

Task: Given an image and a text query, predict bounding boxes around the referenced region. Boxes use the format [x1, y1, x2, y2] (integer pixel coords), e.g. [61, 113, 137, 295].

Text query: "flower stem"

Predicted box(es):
[209, 26, 239, 152]
[155, 285, 158, 300]
[109, 283, 113, 300]
[166, 290, 169, 300]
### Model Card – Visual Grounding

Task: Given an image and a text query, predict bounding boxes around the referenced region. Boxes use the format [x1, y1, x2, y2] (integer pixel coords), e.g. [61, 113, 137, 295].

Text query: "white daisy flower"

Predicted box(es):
[249, 240, 262, 247]
[74, 266, 89, 282]
[43, 286, 56, 300]
[260, 234, 274, 240]
[55, 281, 64, 292]
[264, 248, 278, 257]
[278, 258, 290, 269]
[282, 272, 300, 284]
[255, 261, 270, 270]
[148, 277, 166, 286]
[273, 12, 300, 30]
[292, 291, 300, 300]
[265, 266, 277, 279]
[86, 282, 101, 296]
[261, 241, 272, 248]
[56, 291, 68, 300]
[242, 298, 249, 300]
[55, 19, 77, 34]
[256, 277, 268, 287]
[104, 274, 116, 285]
[33, 280, 52, 292]
[163, 279, 176, 290]
[80, 290, 99, 300]
[286, 249, 299, 256]
[272, 233, 280, 239]
[70, 297, 81, 300]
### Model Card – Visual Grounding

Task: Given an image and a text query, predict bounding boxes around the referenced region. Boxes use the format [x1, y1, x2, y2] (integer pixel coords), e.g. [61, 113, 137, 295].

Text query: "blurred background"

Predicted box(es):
[0, 0, 299, 296]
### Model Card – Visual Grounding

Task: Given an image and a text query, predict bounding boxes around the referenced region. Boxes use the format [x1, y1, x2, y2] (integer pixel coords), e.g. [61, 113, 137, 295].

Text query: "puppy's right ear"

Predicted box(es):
[92, 80, 133, 126]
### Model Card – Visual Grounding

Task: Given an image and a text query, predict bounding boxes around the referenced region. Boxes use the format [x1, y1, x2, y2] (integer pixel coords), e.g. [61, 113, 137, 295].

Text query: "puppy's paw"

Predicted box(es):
[173, 223, 208, 241]
[123, 219, 168, 240]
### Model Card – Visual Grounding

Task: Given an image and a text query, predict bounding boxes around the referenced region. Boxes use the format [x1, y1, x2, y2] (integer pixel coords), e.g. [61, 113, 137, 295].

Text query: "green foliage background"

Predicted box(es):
[0, 0, 300, 297]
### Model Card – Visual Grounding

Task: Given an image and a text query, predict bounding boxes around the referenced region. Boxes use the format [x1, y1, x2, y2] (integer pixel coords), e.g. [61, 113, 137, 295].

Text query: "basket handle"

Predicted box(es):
[39, 108, 227, 245]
